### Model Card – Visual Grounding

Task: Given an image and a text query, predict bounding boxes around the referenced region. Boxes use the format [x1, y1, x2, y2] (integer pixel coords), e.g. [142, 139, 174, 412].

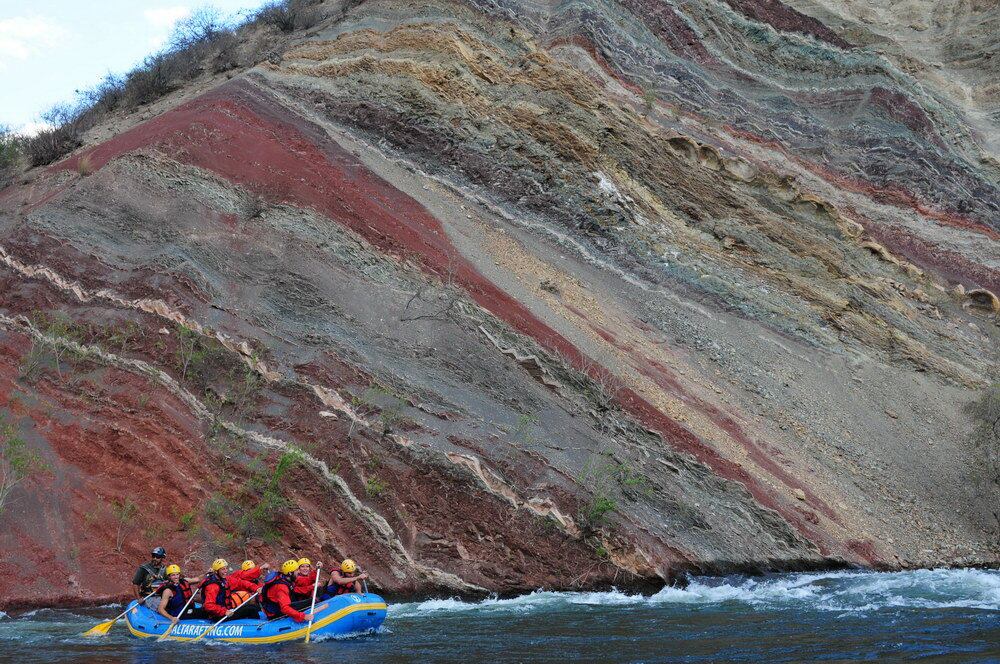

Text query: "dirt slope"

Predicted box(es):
[0, 0, 997, 608]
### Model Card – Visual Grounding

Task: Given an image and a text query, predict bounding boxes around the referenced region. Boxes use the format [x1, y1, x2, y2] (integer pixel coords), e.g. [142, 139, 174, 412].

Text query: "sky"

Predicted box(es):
[0, 0, 271, 133]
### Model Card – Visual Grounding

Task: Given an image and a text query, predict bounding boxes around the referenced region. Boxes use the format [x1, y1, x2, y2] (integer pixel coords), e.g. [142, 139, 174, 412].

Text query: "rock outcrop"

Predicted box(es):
[0, 0, 997, 608]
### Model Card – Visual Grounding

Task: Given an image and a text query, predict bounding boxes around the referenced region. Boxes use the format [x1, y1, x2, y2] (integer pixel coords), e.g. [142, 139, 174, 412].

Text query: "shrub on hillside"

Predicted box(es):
[123, 52, 183, 106]
[170, 6, 227, 50]
[254, 0, 323, 32]
[78, 73, 127, 116]
[23, 105, 84, 167]
[0, 126, 25, 189]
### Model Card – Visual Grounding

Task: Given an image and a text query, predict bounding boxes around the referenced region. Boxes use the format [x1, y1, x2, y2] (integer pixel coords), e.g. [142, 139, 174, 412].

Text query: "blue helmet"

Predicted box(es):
[151, 546, 166, 558]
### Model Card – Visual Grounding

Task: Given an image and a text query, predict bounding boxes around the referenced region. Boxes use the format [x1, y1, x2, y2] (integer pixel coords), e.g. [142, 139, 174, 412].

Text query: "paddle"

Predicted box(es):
[157, 576, 205, 642]
[304, 562, 323, 643]
[83, 588, 161, 636]
[190, 589, 261, 643]
[357, 564, 369, 595]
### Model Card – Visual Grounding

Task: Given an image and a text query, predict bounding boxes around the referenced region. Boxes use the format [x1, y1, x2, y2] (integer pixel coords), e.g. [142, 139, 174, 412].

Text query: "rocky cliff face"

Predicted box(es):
[0, 0, 997, 608]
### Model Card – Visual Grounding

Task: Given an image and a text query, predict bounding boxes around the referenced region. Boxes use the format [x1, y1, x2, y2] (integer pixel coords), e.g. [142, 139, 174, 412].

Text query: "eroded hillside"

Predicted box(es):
[0, 0, 997, 608]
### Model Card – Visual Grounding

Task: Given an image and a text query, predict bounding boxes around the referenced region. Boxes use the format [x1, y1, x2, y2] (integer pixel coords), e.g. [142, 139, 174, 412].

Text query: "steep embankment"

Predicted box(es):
[0, 0, 997, 608]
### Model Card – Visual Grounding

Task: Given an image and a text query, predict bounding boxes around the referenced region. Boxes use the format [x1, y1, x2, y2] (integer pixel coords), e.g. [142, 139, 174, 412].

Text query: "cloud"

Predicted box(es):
[0, 16, 69, 65]
[144, 6, 190, 51]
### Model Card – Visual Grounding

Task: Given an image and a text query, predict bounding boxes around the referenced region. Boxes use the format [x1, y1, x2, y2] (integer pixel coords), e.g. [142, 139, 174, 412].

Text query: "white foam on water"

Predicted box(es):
[0, 612, 7, 621]
[16, 608, 92, 621]
[565, 589, 647, 606]
[391, 591, 563, 617]
[389, 569, 1000, 618]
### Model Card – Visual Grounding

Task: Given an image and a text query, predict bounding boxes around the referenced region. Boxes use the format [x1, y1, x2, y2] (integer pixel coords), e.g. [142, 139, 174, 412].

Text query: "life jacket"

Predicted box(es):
[159, 579, 192, 617]
[260, 575, 294, 619]
[138, 562, 166, 592]
[227, 590, 252, 609]
[329, 577, 355, 595]
[200, 572, 228, 605]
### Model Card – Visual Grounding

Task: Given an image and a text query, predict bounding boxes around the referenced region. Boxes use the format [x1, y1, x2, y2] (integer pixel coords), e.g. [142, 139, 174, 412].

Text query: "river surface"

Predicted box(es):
[1, 569, 997, 663]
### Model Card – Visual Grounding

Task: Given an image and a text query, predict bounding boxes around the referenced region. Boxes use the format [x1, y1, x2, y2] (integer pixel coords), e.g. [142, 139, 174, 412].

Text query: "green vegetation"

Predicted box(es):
[106, 320, 145, 354]
[204, 449, 303, 543]
[143, 523, 167, 541]
[177, 509, 197, 531]
[173, 323, 263, 423]
[111, 498, 138, 553]
[83, 506, 101, 526]
[0, 126, 25, 189]
[617, 464, 652, 498]
[582, 495, 616, 529]
[0, 416, 48, 516]
[27, 312, 88, 379]
[575, 444, 654, 534]
[18, 343, 48, 383]
[365, 476, 387, 498]
[175, 324, 212, 381]
[18, 313, 154, 385]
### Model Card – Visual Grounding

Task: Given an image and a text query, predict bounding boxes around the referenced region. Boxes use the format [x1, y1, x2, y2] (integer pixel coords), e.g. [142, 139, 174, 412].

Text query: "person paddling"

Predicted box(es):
[194, 558, 259, 621]
[155, 564, 201, 624]
[324, 559, 368, 597]
[229, 560, 270, 592]
[132, 547, 167, 606]
[292, 557, 320, 601]
[260, 560, 309, 622]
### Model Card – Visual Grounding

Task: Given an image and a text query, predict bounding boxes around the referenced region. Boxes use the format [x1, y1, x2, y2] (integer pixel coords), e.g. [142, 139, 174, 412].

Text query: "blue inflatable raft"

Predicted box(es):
[124, 593, 387, 643]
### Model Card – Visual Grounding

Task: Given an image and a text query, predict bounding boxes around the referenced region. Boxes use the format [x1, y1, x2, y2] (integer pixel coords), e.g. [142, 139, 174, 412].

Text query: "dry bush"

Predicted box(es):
[77, 154, 95, 176]
[0, 126, 25, 189]
[253, 0, 323, 32]
[23, 105, 84, 166]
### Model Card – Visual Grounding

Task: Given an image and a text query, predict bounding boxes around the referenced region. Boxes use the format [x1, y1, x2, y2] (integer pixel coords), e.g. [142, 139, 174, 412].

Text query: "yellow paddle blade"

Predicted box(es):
[82, 620, 115, 636]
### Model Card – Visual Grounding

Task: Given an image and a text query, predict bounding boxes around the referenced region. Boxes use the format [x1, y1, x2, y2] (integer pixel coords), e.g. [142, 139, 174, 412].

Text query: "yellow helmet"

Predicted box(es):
[297, 557, 311, 567]
[241, 560, 255, 571]
[340, 559, 357, 574]
[211, 558, 228, 572]
[165, 564, 181, 575]
[281, 559, 301, 575]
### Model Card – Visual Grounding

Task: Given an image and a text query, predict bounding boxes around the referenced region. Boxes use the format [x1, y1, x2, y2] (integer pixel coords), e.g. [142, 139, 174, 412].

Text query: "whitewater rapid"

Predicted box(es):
[0, 569, 996, 662]
[389, 568, 1000, 618]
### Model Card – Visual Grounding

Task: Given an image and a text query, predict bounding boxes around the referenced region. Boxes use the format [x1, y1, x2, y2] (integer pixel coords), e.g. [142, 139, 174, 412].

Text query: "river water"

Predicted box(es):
[1, 569, 997, 663]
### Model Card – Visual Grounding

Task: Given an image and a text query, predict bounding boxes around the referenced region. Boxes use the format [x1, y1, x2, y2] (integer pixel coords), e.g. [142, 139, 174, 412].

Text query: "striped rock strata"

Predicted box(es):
[0, 0, 996, 608]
